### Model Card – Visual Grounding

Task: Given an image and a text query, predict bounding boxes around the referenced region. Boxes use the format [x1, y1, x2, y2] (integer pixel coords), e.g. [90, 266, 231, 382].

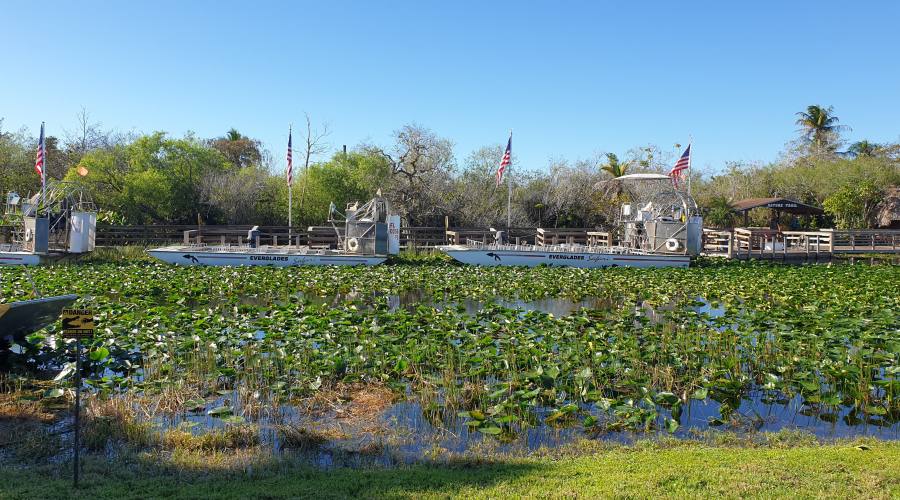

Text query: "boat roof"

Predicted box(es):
[614, 173, 672, 181]
[731, 197, 824, 215]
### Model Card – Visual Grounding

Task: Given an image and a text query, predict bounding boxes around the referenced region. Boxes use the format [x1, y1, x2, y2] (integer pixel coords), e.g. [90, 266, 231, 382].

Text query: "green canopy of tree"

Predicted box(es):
[65, 132, 231, 224]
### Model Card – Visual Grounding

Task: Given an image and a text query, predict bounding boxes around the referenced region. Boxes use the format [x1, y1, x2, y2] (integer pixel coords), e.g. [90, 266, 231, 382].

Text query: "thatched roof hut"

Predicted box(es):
[876, 187, 900, 228]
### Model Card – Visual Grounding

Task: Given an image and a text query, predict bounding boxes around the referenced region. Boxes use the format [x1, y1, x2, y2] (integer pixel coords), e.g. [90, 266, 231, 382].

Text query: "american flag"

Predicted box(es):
[669, 144, 691, 187]
[34, 122, 46, 182]
[496, 135, 511, 187]
[286, 127, 293, 186]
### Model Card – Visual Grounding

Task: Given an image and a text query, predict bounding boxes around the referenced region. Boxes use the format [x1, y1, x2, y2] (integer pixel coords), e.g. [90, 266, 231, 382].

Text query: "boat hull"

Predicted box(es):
[438, 247, 690, 268]
[148, 249, 386, 267]
[0, 252, 40, 266]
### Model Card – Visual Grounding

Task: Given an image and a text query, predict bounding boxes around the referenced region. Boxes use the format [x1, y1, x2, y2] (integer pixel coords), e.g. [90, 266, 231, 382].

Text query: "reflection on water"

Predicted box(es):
[148, 385, 898, 466]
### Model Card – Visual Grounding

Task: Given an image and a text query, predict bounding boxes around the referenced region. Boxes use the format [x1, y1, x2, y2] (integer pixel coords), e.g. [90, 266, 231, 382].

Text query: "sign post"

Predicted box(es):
[61, 308, 94, 488]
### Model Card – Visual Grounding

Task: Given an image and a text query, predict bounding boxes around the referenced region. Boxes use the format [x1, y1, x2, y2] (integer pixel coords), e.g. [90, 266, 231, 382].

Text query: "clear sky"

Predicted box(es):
[2, 1, 899, 174]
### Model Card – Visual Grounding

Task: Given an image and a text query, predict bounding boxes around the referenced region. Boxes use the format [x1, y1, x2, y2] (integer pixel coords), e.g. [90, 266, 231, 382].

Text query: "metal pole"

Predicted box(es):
[288, 124, 293, 245]
[73, 338, 81, 488]
[687, 136, 693, 201]
[41, 122, 47, 216]
[507, 130, 512, 231]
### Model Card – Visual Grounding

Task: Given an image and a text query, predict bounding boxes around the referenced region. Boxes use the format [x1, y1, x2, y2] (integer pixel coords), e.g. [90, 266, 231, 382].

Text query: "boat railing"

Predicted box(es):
[464, 240, 649, 255]
[0, 243, 25, 252]
[179, 243, 328, 255]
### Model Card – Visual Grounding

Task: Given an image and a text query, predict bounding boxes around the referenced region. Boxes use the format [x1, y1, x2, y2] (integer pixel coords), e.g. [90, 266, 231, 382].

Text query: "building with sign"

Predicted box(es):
[731, 197, 825, 228]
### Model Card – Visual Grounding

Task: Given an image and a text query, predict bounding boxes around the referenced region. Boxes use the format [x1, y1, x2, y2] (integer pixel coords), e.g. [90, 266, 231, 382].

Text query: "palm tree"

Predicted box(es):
[225, 128, 244, 142]
[600, 153, 630, 177]
[795, 105, 845, 154]
[847, 140, 880, 158]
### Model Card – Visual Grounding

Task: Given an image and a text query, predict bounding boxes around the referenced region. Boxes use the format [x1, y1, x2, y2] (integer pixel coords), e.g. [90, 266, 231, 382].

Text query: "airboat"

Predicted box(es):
[1, 183, 98, 266]
[438, 174, 702, 268]
[148, 196, 400, 267]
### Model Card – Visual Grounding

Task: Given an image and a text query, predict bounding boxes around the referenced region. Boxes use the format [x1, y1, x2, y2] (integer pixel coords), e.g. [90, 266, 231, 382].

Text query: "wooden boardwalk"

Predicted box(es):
[4, 223, 897, 261]
[702, 228, 900, 260]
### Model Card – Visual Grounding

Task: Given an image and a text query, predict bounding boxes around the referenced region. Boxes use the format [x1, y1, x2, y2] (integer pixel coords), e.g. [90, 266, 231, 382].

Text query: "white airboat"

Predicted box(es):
[1, 184, 98, 266]
[148, 196, 400, 267]
[438, 174, 703, 269]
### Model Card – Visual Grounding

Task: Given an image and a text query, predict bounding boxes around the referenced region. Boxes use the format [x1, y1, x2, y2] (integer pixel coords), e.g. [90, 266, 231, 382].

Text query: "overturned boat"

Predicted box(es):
[1, 294, 78, 365]
[439, 174, 702, 269]
[149, 196, 400, 267]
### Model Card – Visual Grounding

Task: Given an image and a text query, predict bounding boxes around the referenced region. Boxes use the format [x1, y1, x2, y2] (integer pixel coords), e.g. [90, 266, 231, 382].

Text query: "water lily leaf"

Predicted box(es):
[53, 363, 75, 382]
[665, 417, 679, 434]
[477, 426, 502, 435]
[655, 392, 680, 406]
[44, 388, 65, 399]
[207, 405, 233, 417]
[89, 347, 110, 362]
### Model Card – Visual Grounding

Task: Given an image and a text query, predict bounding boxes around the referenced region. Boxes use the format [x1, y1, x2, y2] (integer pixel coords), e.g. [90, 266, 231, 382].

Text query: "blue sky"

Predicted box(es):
[2, 1, 899, 174]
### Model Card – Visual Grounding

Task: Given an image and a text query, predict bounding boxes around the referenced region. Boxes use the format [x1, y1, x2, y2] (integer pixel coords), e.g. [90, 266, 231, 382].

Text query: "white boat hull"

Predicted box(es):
[148, 248, 386, 267]
[438, 246, 690, 268]
[0, 252, 40, 266]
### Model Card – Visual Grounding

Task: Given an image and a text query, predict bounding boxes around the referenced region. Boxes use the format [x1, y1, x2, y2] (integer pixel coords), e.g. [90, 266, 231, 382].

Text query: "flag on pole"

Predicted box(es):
[35, 122, 46, 183]
[496, 134, 511, 187]
[669, 144, 691, 187]
[286, 127, 293, 185]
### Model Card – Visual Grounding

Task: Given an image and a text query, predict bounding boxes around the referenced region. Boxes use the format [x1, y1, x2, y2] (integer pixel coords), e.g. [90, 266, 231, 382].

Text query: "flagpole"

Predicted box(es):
[507, 129, 512, 231]
[687, 135, 693, 200]
[287, 124, 293, 245]
[40, 122, 46, 217]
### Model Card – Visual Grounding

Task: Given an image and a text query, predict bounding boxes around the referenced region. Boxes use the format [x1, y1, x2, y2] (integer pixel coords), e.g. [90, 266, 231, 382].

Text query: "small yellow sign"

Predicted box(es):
[61, 308, 95, 338]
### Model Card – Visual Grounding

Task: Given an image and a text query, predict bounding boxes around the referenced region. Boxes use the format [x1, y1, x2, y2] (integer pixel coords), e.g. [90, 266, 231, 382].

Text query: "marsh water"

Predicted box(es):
[3, 262, 897, 462]
[127, 289, 898, 461]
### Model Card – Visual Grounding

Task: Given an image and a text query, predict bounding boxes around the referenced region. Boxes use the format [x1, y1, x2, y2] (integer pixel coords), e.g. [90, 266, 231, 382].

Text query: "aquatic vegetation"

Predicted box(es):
[1, 260, 898, 447]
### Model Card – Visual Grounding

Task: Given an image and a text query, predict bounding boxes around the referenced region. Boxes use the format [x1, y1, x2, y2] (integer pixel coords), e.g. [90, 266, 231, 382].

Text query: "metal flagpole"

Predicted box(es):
[40, 122, 46, 216]
[507, 130, 512, 230]
[687, 135, 693, 199]
[287, 124, 292, 244]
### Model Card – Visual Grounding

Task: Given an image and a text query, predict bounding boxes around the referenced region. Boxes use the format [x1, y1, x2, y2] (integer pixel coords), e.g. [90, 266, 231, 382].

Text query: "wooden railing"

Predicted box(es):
[702, 229, 733, 256]
[824, 229, 900, 252]
[93, 225, 535, 249]
[24, 223, 900, 256]
[536, 228, 593, 246]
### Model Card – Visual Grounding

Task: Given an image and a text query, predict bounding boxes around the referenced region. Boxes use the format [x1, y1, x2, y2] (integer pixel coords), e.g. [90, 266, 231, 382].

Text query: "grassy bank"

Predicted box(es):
[2, 440, 898, 499]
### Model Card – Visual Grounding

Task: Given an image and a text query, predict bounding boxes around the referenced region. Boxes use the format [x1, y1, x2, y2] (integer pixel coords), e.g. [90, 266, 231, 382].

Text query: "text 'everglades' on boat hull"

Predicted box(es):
[147, 248, 388, 267]
[439, 173, 703, 269]
[149, 196, 400, 267]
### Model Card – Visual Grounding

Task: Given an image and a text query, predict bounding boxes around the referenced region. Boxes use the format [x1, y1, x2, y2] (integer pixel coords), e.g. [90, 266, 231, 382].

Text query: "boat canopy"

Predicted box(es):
[614, 173, 672, 181]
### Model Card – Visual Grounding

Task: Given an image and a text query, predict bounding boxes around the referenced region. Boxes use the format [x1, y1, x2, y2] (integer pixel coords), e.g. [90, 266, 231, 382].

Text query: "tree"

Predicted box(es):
[447, 145, 525, 227]
[822, 180, 882, 229]
[846, 140, 881, 158]
[296, 114, 331, 217]
[366, 124, 455, 226]
[704, 196, 736, 228]
[795, 105, 846, 156]
[600, 153, 630, 177]
[292, 150, 391, 225]
[209, 128, 263, 168]
[67, 132, 230, 224]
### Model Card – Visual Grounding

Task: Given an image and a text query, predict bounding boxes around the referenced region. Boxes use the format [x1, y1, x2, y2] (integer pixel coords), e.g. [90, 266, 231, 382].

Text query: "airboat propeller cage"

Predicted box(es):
[614, 174, 703, 255]
[341, 196, 400, 255]
[5, 182, 98, 256]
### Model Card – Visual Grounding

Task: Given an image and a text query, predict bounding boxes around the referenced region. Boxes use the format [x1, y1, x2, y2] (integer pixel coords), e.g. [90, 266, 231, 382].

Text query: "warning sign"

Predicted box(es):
[61, 308, 94, 339]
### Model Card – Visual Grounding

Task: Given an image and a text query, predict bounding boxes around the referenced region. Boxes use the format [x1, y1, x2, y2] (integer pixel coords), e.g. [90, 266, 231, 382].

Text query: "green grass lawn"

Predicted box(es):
[2, 441, 898, 499]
